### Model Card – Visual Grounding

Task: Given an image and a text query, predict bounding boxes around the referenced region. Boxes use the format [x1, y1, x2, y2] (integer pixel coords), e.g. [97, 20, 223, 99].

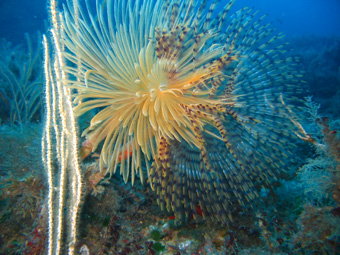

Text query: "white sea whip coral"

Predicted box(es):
[62, 0, 302, 224]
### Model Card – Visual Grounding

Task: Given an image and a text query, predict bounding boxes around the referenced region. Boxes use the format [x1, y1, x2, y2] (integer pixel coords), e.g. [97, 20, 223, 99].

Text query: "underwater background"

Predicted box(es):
[0, 0, 339, 254]
[1, 0, 340, 44]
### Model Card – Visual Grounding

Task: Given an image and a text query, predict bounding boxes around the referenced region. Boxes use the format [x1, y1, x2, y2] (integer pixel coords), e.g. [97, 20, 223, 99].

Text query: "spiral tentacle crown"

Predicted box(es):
[62, 0, 302, 223]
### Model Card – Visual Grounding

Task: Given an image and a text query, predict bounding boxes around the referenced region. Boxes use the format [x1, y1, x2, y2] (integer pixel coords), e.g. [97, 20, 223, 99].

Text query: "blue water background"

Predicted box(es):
[0, 0, 339, 45]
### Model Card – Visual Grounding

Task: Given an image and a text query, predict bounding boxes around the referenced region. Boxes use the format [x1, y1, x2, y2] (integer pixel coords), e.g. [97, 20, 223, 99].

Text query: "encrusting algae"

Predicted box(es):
[61, 0, 303, 224]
